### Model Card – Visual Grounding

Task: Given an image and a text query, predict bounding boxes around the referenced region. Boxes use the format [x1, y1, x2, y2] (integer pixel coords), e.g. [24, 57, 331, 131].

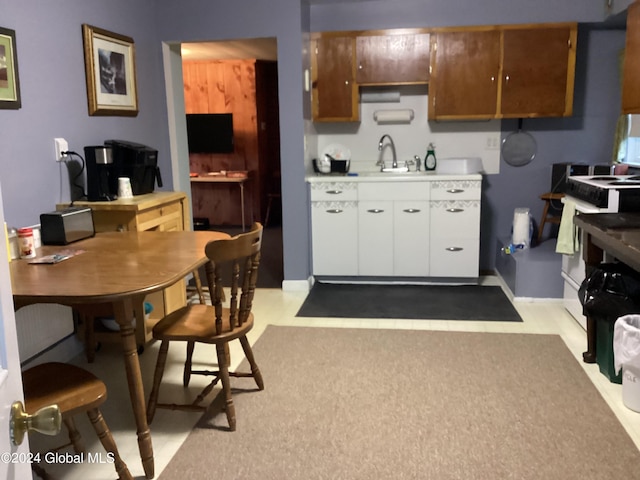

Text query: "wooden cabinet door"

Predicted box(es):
[623, 1, 640, 114]
[311, 36, 359, 121]
[356, 32, 430, 85]
[429, 30, 500, 120]
[501, 26, 576, 117]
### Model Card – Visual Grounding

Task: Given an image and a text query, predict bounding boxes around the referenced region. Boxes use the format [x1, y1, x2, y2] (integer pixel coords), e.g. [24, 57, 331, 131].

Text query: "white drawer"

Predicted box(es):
[430, 179, 481, 200]
[310, 182, 358, 201]
[429, 237, 479, 277]
[359, 182, 430, 201]
[430, 200, 481, 238]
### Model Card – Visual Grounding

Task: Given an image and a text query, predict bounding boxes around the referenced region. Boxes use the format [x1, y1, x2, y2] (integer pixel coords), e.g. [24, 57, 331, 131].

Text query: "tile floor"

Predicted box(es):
[27, 277, 640, 479]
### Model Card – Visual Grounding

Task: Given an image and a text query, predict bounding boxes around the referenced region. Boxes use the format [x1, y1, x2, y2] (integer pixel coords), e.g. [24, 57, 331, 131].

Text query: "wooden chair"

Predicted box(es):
[537, 192, 565, 242]
[22, 362, 132, 480]
[146, 223, 264, 431]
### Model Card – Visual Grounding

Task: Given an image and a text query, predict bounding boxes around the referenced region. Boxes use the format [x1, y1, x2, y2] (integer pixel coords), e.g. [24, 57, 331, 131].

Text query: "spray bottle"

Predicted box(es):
[425, 143, 436, 171]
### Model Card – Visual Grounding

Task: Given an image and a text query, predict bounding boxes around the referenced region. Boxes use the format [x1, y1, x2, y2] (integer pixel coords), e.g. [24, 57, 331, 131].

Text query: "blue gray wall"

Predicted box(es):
[0, 0, 626, 283]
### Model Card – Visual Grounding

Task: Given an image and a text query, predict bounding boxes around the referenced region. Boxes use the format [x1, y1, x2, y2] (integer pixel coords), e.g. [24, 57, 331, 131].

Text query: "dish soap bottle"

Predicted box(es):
[424, 143, 437, 171]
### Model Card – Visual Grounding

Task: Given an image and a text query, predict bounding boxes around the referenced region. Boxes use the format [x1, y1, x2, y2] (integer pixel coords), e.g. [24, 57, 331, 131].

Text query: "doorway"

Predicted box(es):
[180, 38, 283, 288]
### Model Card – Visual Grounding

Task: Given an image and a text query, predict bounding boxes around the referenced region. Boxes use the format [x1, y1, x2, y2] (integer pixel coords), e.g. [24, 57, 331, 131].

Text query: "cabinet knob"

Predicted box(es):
[491, 76, 495, 82]
[446, 208, 464, 213]
[326, 209, 343, 214]
[445, 247, 464, 252]
[367, 209, 385, 214]
[505, 75, 510, 82]
[345, 80, 349, 85]
[326, 190, 343, 195]
[446, 189, 464, 194]
[403, 208, 421, 213]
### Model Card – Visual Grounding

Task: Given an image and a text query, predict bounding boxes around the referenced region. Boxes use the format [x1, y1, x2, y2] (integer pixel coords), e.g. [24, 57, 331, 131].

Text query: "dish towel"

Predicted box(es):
[555, 199, 579, 254]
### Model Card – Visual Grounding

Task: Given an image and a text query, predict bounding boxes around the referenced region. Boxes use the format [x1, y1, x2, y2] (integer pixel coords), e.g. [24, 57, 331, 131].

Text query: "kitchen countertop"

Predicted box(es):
[305, 172, 482, 183]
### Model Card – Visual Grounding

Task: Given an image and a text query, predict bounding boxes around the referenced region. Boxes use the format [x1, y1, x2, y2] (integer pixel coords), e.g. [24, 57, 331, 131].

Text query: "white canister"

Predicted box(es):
[18, 227, 36, 259]
[118, 177, 133, 199]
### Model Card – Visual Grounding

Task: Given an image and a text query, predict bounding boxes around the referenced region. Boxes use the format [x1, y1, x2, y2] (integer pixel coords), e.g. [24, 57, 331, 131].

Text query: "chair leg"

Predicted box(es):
[239, 336, 264, 390]
[86, 408, 133, 480]
[147, 340, 170, 424]
[216, 343, 236, 431]
[183, 341, 195, 387]
[63, 417, 84, 453]
[192, 269, 206, 305]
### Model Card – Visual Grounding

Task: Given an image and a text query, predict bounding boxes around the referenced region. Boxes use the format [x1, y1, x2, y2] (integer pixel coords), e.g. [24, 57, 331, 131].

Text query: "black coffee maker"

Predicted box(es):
[105, 140, 163, 195]
[85, 145, 118, 201]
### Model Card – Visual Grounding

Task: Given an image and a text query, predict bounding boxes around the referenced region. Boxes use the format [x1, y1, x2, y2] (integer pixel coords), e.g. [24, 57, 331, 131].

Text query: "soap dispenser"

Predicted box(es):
[425, 143, 437, 171]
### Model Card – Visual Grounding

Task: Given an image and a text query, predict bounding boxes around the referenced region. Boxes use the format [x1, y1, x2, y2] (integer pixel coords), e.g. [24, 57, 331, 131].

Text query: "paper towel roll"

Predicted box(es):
[512, 208, 531, 248]
[373, 109, 414, 124]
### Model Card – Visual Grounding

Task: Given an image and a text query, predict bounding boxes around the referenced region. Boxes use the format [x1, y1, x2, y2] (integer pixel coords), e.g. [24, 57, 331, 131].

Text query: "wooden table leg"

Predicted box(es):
[113, 297, 155, 479]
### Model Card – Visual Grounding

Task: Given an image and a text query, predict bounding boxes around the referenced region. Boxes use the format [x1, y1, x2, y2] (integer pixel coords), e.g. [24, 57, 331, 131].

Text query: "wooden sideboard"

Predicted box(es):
[58, 191, 191, 348]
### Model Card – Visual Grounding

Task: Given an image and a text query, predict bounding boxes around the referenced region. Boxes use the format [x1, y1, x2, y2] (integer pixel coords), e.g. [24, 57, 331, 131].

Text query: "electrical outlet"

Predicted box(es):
[54, 138, 68, 162]
[485, 136, 500, 150]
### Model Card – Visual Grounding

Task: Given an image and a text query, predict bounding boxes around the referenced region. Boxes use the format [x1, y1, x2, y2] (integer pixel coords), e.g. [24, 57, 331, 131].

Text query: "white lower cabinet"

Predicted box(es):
[358, 182, 430, 277]
[310, 182, 359, 276]
[429, 179, 481, 278]
[309, 176, 480, 279]
[358, 200, 394, 275]
[393, 201, 430, 276]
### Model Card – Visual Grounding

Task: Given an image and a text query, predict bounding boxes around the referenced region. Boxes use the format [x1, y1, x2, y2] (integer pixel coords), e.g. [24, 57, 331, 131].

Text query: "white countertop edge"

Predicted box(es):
[305, 173, 482, 183]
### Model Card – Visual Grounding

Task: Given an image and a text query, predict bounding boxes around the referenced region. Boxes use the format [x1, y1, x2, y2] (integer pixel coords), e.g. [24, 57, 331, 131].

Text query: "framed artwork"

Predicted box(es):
[0, 27, 21, 109]
[82, 24, 138, 116]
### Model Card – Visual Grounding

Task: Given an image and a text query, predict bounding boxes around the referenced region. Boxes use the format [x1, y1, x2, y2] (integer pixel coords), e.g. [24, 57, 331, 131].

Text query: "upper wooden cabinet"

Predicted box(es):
[429, 29, 501, 119]
[622, 1, 640, 114]
[429, 23, 577, 120]
[311, 35, 359, 122]
[355, 30, 430, 85]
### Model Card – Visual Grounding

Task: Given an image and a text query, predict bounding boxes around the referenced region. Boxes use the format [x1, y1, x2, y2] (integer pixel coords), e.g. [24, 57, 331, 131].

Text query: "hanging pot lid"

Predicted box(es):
[501, 118, 537, 167]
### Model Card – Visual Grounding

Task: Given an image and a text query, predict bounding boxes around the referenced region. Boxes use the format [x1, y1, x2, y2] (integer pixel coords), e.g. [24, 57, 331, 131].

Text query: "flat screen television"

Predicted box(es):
[186, 113, 234, 153]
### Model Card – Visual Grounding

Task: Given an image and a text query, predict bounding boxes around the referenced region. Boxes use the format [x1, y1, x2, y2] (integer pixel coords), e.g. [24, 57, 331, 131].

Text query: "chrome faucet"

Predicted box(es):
[378, 134, 398, 169]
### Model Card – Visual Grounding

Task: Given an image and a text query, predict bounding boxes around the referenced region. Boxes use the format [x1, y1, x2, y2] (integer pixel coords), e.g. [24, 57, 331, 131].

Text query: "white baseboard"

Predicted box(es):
[282, 277, 313, 292]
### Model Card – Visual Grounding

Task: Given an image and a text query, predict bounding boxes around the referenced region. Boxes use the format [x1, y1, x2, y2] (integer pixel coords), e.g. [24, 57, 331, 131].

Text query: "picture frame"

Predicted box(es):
[82, 24, 138, 116]
[0, 27, 21, 109]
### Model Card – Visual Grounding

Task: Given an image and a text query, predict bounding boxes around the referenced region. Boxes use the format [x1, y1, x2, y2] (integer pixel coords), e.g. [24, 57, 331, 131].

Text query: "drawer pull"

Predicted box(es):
[367, 209, 385, 214]
[403, 208, 421, 213]
[445, 247, 464, 252]
[326, 209, 343, 214]
[446, 189, 464, 194]
[446, 208, 464, 213]
[326, 190, 343, 195]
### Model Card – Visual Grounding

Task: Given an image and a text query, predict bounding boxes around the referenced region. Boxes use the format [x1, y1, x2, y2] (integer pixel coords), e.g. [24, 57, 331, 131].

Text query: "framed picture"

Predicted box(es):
[82, 24, 138, 116]
[0, 27, 21, 109]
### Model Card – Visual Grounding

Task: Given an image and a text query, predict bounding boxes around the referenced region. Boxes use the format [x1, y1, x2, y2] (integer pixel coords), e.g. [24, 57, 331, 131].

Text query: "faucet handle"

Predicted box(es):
[414, 155, 422, 172]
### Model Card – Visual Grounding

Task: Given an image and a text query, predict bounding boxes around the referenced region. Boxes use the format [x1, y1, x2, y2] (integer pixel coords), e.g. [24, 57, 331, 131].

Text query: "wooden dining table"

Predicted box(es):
[10, 230, 229, 479]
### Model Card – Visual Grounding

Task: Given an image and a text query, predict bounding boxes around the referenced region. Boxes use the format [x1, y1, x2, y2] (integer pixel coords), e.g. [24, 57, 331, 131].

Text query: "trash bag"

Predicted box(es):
[578, 263, 640, 318]
[614, 315, 640, 375]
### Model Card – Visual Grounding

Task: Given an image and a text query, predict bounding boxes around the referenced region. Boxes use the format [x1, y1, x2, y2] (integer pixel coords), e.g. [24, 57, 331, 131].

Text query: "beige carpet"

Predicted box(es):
[160, 326, 640, 479]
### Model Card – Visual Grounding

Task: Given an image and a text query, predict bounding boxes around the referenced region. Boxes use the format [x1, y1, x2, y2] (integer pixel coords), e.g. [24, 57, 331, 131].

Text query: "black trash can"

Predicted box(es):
[579, 263, 640, 384]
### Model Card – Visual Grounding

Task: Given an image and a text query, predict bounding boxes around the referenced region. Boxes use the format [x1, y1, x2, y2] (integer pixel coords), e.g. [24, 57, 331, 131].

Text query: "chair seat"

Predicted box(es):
[23, 363, 106, 417]
[153, 304, 254, 343]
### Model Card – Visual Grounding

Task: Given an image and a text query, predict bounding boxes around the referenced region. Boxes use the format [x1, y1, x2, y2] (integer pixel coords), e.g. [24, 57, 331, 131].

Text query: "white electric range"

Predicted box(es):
[561, 175, 640, 328]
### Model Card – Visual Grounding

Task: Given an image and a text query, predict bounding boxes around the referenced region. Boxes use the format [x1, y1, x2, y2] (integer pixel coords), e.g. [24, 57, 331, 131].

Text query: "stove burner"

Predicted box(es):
[589, 176, 618, 181]
[609, 180, 640, 186]
[629, 176, 640, 181]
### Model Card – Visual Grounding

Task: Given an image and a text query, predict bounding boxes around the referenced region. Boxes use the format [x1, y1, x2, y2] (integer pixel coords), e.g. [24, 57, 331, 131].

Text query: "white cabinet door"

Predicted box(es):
[358, 200, 393, 276]
[311, 201, 359, 275]
[394, 201, 430, 276]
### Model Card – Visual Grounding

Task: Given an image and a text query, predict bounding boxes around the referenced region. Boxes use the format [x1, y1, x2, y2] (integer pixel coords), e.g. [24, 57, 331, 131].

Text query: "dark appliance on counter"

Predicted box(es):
[105, 140, 163, 196]
[40, 207, 95, 245]
[85, 145, 117, 201]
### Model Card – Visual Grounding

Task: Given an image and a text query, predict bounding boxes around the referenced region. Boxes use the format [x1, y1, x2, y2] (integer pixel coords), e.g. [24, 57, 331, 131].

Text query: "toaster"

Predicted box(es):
[40, 207, 95, 245]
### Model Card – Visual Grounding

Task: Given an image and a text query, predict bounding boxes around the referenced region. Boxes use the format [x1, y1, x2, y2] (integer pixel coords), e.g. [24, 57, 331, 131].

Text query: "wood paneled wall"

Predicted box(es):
[183, 59, 261, 226]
